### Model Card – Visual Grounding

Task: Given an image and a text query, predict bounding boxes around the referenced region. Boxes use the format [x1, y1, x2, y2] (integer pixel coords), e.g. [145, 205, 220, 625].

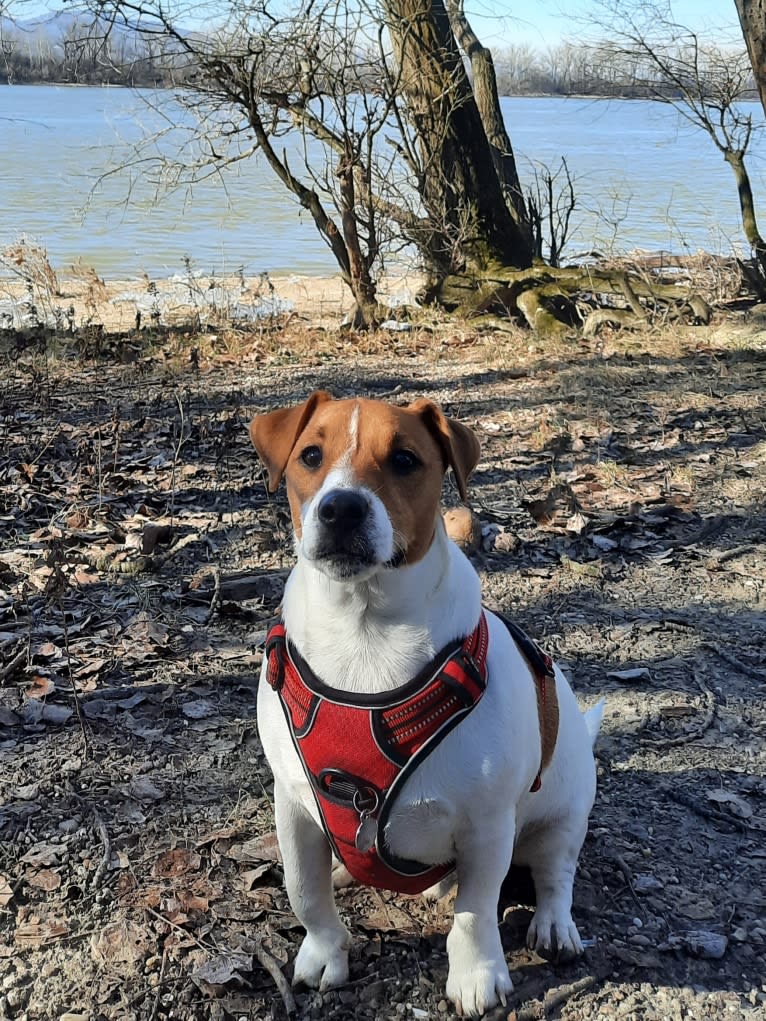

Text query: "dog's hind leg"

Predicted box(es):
[274, 781, 351, 990]
[522, 819, 587, 959]
[445, 819, 516, 1017]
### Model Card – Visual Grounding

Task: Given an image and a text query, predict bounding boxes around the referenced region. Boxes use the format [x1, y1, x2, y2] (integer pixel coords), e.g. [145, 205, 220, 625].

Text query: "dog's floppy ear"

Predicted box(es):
[249, 391, 333, 492]
[408, 398, 480, 502]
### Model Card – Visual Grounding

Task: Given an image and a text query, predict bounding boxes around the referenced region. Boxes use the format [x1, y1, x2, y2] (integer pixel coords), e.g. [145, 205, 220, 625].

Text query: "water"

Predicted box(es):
[1, 85, 764, 279]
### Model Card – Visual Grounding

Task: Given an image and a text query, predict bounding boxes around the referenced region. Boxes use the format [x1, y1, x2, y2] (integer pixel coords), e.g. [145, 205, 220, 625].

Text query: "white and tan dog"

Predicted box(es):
[250, 392, 601, 1017]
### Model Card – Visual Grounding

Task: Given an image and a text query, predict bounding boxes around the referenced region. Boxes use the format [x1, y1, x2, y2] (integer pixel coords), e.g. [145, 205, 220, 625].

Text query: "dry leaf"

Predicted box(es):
[192, 951, 252, 987]
[358, 904, 420, 934]
[607, 668, 651, 683]
[128, 776, 164, 802]
[72, 567, 99, 586]
[152, 848, 202, 879]
[178, 889, 209, 912]
[20, 843, 62, 867]
[15, 916, 69, 947]
[14, 782, 40, 800]
[26, 675, 56, 699]
[195, 824, 241, 847]
[181, 699, 216, 720]
[66, 509, 90, 529]
[240, 863, 272, 890]
[706, 789, 753, 819]
[41, 704, 74, 724]
[525, 483, 579, 531]
[27, 869, 62, 892]
[226, 832, 282, 863]
[91, 919, 149, 968]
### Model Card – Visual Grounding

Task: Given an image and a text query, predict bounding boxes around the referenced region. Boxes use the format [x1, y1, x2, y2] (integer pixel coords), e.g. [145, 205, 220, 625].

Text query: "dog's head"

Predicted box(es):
[249, 392, 480, 581]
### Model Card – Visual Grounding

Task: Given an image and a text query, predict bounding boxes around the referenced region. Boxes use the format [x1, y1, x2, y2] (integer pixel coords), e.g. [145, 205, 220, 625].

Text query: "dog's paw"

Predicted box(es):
[526, 907, 583, 960]
[292, 932, 350, 991]
[446, 925, 513, 1018]
[446, 960, 513, 1017]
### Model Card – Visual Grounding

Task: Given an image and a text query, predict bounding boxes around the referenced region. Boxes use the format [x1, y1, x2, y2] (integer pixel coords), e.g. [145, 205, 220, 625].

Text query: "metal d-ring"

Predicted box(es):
[352, 785, 379, 816]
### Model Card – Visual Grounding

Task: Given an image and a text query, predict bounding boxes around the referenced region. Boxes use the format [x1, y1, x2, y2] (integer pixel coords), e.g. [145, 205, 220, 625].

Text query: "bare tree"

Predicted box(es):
[589, 0, 766, 290]
[81, 0, 541, 324]
[66, 0, 715, 334]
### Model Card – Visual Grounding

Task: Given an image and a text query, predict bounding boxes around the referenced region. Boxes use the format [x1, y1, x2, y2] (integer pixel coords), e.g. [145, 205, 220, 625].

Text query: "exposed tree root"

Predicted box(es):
[431, 259, 714, 338]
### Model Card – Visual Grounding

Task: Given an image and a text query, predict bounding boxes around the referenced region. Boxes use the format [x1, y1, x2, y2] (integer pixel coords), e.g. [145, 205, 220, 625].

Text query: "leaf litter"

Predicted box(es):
[0, 319, 765, 1019]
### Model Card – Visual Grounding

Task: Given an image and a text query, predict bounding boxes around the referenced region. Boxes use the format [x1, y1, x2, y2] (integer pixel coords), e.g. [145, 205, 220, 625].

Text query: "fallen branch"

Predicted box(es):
[254, 937, 297, 1016]
[664, 786, 749, 833]
[701, 641, 766, 683]
[498, 974, 599, 1021]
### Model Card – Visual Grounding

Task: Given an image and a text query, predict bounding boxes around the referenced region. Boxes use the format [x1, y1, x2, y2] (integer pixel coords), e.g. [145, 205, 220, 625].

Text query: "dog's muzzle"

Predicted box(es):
[313, 488, 376, 573]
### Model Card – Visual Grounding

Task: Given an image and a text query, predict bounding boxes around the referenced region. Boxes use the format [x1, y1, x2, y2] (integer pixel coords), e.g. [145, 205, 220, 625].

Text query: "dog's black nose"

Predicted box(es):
[317, 489, 369, 531]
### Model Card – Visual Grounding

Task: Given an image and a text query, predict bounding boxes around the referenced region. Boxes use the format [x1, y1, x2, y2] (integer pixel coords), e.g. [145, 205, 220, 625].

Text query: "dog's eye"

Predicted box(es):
[390, 449, 421, 476]
[299, 445, 323, 469]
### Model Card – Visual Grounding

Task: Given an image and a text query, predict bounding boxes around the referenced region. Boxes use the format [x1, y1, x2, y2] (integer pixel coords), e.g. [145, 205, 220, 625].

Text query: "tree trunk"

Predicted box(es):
[734, 0, 766, 119]
[383, 0, 533, 280]
[444, 0, 530, 237]
[724, 147, 766, 287]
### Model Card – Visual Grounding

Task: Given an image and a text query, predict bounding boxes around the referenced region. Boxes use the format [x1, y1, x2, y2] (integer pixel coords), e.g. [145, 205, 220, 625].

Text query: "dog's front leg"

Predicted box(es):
[274, 781, 351, 990]
[446, 820, 516, 1017]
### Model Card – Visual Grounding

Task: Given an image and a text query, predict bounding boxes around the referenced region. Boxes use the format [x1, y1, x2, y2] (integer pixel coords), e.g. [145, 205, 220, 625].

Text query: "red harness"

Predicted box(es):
[264, 612, 554, 895]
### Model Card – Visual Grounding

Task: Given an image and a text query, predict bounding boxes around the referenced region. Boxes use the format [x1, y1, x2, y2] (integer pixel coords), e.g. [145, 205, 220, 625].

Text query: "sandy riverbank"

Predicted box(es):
[0, 269, 423, 333]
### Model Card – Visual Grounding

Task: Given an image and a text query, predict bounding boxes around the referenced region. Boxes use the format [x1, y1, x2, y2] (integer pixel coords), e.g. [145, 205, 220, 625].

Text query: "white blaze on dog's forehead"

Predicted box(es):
[349, 402, 360, 450]
[335, 401, 361, 469]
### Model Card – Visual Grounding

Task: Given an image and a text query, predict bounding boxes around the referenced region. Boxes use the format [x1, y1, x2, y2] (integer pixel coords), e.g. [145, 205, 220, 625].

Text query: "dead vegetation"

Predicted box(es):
[0, 313, 765, 1021]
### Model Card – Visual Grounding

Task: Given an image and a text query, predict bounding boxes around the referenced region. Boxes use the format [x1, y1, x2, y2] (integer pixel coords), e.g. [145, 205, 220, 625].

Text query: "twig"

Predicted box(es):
[148, 949, 168, 1021]
[168, 390, 188, 529]
[503, 974, 598, 1020]
[641, 670, 716, 748]
[44, 540, 89, 753]
[153, 532, 201, 568]
[540, 974, 598, 1016]
[201, 566, 221, 625]
[701, 641, 766, 683]
[664, 786, 749, 833]
[0, 647, 26, 683]
[254, 937, 297, 1016]
[92, 808, 112, 889]
[606, 851, 644, 915]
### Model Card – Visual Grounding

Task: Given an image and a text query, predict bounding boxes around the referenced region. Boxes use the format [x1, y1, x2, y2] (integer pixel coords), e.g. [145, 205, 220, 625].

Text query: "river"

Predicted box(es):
[1, 84, 764, 278]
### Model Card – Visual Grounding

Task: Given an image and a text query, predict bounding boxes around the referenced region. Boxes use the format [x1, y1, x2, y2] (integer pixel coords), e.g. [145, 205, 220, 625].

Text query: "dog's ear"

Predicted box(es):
[249, 391, 333, 492]
[408, 398, 480, 502]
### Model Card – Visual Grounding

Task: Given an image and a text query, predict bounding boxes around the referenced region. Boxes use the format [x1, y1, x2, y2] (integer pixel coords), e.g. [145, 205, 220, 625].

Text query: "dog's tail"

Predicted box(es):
[583, 699, 605, 748]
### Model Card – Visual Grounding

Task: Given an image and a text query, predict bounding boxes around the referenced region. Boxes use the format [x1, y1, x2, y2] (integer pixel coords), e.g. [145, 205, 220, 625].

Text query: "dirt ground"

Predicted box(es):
[1, 297, 765, 1021]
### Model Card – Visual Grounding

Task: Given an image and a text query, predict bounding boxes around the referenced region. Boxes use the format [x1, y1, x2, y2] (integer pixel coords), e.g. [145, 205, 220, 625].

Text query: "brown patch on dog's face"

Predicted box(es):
[283, 399, 451, 564]
[249, 392, 480, 570]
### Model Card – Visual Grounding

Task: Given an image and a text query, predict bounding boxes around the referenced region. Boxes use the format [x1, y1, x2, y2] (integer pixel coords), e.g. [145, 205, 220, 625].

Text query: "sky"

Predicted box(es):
[465, 0, 743, 49]
[15, 0, 745, 50]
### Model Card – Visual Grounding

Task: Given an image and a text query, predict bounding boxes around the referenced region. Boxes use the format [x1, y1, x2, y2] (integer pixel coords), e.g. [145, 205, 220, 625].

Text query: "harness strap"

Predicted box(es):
[495, 612, 559, 791]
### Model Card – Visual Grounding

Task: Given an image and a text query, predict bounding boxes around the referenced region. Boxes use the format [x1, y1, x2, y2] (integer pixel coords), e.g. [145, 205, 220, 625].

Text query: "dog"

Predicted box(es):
[250, 392, 602, 1017]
